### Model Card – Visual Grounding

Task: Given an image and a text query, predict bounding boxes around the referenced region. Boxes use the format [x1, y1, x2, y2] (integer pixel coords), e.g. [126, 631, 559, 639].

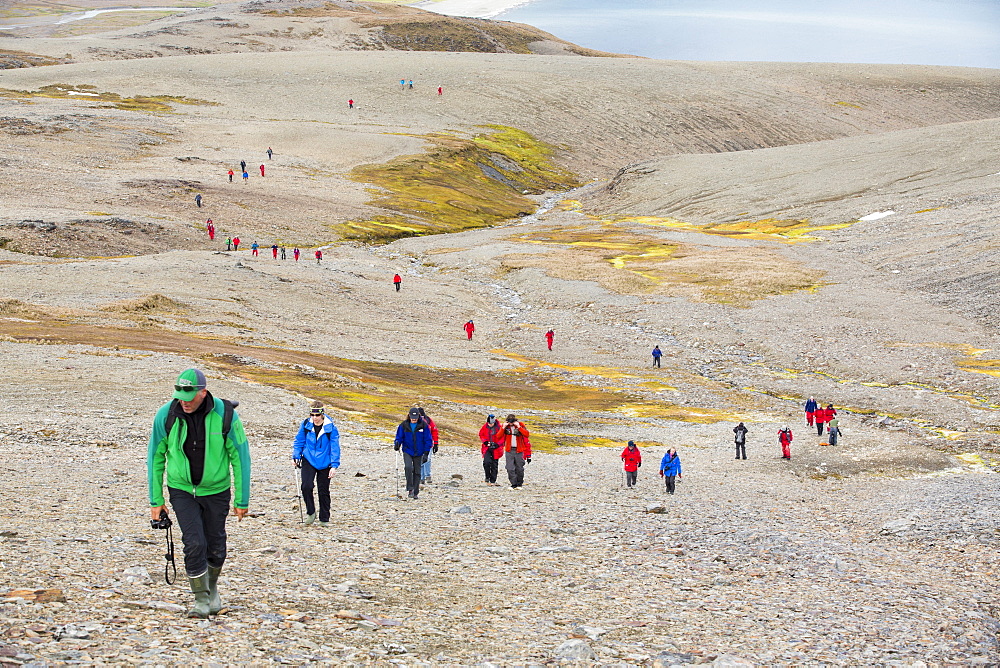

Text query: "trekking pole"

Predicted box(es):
[395, 448, 401, 499]
[294, 463, 304, 523]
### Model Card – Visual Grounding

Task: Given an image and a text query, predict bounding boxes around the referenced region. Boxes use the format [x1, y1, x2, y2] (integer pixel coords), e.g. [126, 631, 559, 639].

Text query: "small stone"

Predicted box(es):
[451, 474, 464, 480]
[712, 654, 754, 667]
[122, 566, 151, 584]
[485, 547, 510, 556]
[652, 652, 696, 667]
[336, 609, 363, 620]
[571, 625, 607, 640]
[449, 506, 472, 514]
[646, 504, 667, 514]
[356, 620, 379, 632]
[554, 639, 596, 661]
[124, 600, 185, 613]
[879, 519, 913, 535]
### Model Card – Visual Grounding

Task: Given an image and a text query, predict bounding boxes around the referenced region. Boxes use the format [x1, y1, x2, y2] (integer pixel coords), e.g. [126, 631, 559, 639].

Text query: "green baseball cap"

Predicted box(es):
[173, 368, 207, 401]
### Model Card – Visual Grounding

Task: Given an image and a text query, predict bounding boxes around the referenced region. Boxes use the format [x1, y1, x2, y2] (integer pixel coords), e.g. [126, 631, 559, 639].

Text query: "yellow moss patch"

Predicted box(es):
[503, 226, 823, 306]
[338, 125, 580, 242]
[834, 101, 863, 109]
[0, 84, 218, 113]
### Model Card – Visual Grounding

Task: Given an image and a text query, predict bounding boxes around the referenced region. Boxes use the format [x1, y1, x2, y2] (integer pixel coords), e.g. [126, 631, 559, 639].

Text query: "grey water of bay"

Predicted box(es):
[497, 0, 1000, 69]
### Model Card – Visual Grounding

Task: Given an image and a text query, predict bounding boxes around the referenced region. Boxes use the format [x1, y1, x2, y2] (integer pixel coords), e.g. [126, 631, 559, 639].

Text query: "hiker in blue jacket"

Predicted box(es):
[659, 447, 682, 495]
[651, 345, 662, 368]
[394, 407, 433, 500]
[292, 401, 340, 526]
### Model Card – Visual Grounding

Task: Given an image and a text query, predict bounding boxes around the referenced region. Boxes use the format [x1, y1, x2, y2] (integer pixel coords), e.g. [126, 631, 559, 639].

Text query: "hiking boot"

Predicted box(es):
[187, 571, 212, 619]
[305, 513, 316, 525]
[318, 521, 330, 527]
[207, 565, 223, 615]
[424, 476, 432, 484]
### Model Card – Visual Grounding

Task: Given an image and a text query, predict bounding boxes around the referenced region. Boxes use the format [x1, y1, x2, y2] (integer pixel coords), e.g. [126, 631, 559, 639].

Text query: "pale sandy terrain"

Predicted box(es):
[0, 1, 999, 664]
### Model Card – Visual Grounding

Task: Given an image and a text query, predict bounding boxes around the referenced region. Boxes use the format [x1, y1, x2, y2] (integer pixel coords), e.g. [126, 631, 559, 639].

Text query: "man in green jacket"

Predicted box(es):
[147, 368, 251, 618]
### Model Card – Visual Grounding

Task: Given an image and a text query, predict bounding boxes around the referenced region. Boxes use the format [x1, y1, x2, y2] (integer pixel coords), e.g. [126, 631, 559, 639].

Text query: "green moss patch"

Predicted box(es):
[339, 125, 580, 242]
[0, 83, 217, 113]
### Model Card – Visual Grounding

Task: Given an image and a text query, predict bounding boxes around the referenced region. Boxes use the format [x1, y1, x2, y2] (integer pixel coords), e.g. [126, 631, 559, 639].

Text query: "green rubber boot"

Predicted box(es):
[187, 571, 212, 619]
[207, 565, 223, 615]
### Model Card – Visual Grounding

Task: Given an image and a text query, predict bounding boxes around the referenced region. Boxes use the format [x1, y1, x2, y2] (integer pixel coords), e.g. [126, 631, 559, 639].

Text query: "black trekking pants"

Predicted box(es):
[626, 470, 637, 487]
[402, 452, 423, 497]
[300, 459, 332, 522]
[483, 456, 499, 483]
[652, 357, 661, 368]
[664, 475, 676, 494]
[816, 421, 825, 436]
[735, 441, 746, 459]
[168, 487, 230, 577]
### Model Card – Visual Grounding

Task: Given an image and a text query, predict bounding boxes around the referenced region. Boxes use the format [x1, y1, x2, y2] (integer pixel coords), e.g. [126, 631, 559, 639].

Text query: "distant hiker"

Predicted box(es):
[408, 80, 413, 89]
[827, 416, 841, 446]
[659, 447, 682, 494]
[815, 404, 830, 436]
[804, 396, 817, 427]
[147, 368, 251, 618]
[195, 194, 202, 208]
[651, 345, 662, 368]
[393, 274, 402, 292]
[228, 169, 234, 183]
[251, 241, 259, 257]
[240, 160, 246, 173]
[503, 414, 531, 489]
[225, 237, 232, 251]
[233, 236, 241, 251]
[418, 407, 439, 485]
[734, 422, 748, 460]
[437, 86, 442, 95]
[479, 414, 504, 485]
[280, 246, 286, 260]
[206, 220, 215, 241]
[315, 249, 322, 264]
[267, 147, 273, 160]
[394, 407, 433, 500]
[778, 426, 793, 459]
[544, 329, 554, 351]
[271, 244, 278, 260]
[400, 79, 405, 88]
[293, 247, 300, 262]
[259, 164, 265, 177]
[464, 320, 475, 340]
[622, 440, 642, 488]
[242, 171, 249, 182]
[348, 99, 354, 109]
[292, 401, 340, 527]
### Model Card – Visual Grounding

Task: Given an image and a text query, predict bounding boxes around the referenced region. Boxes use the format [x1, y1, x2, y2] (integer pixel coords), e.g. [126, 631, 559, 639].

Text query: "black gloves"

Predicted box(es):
[433, 444, 439, 454]
[638, 462, 642, 467]
[525, 458, 531, 464]
[393, 444, 400, 451]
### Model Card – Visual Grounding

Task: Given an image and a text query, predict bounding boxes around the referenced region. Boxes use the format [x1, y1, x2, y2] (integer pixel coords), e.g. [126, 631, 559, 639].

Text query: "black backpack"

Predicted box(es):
[164, 399, 239, 442]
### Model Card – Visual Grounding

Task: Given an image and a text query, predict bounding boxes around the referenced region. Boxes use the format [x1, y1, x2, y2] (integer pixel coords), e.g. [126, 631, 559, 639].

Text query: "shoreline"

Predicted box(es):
[409, 0, 536, 19]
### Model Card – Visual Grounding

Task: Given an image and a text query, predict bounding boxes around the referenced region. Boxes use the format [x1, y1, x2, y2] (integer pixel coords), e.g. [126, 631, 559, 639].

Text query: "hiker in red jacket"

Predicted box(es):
[259, 164, 265, 177]
[778, 426, 793, 459]
[544, 329, 554, 351]
[233, 236, 241, 251]
[418, 407, 439, 484]
[814, 405, 829, 436]
[479, 414, 504, 485]
[393, 274, 402, 292]
[293, 247, 300, 262]
[621, 440, 642, 488]
[464, 320, 475, 340]
[314, 249, 322, 264]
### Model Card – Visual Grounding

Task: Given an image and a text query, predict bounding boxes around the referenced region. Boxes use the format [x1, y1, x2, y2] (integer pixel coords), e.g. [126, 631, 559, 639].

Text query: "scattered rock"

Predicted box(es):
[646, 504, 667, 514]
[449, 505, 472, 514]
[554, 638, 596, 661]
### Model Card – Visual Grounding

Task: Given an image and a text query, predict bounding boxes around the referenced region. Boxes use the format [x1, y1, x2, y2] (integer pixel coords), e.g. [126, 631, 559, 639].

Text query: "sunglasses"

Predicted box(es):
[310, 411, 325, 416]
[175, 385, 202, 393]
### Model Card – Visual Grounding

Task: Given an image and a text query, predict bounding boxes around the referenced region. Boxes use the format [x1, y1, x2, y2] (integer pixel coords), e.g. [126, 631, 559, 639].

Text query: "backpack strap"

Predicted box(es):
[163, 398, 239, 442]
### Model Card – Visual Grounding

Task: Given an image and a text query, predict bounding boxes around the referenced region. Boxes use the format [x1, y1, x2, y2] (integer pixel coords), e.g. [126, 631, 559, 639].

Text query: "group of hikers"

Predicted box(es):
[147, 363, 843, 618]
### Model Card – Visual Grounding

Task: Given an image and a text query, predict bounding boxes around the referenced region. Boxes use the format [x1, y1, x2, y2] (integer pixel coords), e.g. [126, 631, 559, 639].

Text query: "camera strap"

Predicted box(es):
[163, 524, 177, 585]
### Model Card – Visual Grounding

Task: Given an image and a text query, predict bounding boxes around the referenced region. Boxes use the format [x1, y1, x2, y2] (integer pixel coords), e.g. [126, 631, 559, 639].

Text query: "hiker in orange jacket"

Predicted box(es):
[503, 414, 531, 488]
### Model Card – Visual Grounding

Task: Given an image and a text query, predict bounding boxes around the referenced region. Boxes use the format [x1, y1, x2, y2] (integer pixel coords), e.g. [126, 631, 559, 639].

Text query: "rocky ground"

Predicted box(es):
[1, 0, 1000, 665]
